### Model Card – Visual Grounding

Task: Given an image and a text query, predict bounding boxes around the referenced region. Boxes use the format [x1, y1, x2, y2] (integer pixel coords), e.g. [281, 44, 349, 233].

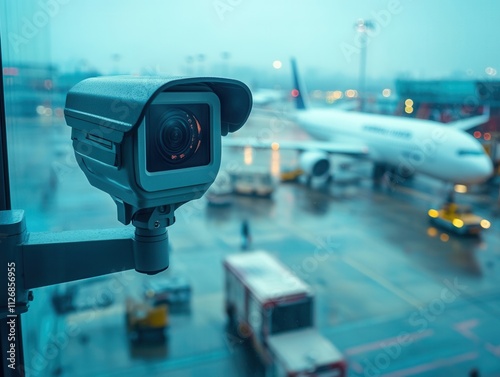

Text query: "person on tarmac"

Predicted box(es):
[241, 219, 251, 250]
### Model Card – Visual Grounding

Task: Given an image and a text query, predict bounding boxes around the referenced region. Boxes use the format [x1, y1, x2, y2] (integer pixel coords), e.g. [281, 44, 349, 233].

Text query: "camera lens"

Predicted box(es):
[156, 108, 202, 164]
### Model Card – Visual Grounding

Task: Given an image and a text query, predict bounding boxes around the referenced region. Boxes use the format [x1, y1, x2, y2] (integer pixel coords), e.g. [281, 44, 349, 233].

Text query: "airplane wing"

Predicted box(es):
[223, 138, 369, 157]
[447, 106, 490, 131]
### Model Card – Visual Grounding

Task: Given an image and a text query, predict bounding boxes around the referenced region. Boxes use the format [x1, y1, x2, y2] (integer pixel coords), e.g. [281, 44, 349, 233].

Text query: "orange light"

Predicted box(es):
[404, 99, 414, 107]
[427, 227, 438, 237]
[484, 133, 491, 141]
[333, 90, 343, 99]
[244, 146, 253, 165]
[291, 89, 299, 98]
[271, 142, 280, 151]
[345, 89, 356, 98]
[473, 131, 482, 138]
[3, 67, 19, 76]
[440, 234, 449, 242]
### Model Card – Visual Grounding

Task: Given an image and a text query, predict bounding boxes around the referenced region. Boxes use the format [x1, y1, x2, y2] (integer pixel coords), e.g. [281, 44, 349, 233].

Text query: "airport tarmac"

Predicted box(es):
[10, 107, 500, 377]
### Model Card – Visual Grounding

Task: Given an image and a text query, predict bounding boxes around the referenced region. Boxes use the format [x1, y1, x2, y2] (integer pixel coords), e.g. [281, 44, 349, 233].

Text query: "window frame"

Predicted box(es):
[0, 35, 11, 211]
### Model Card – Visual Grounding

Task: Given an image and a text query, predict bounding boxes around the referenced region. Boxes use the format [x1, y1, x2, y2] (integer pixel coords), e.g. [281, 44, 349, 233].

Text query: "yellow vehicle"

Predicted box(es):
[428, 203, 491, 236]
[125, 298, 168, 343]
[280, 168, 304, 182]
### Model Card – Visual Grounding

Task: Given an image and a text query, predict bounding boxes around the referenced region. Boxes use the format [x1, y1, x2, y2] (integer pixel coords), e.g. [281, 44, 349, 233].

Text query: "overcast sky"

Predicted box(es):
[4, 0, 500, 81]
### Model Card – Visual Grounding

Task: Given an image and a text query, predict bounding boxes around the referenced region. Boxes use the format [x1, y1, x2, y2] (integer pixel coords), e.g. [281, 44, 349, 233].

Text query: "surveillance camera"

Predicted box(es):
[64, 76, 252, 227]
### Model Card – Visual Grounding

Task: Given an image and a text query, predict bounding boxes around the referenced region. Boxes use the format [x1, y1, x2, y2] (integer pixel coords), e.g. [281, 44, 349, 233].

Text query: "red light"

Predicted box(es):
[473, 131, 482, 138]
[3, 67, 19, 76]
[291, 89, 299, 98]
[484, 133, 491, 141]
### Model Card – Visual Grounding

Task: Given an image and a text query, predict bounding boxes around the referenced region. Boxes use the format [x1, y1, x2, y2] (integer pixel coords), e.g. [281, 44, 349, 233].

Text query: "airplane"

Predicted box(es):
[225, 59, 493, 190]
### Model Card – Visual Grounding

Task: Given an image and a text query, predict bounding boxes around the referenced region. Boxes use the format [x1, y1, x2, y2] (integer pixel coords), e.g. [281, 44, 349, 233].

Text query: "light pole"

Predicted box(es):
[355, 19, 375, 112]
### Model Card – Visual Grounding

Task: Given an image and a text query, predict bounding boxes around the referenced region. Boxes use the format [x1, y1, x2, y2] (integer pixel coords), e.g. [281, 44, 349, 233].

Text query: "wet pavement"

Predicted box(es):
[7, 108, 500, 377]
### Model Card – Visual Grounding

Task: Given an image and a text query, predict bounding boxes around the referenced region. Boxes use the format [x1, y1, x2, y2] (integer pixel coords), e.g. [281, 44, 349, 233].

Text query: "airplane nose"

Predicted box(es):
[465, 156, 494, 183]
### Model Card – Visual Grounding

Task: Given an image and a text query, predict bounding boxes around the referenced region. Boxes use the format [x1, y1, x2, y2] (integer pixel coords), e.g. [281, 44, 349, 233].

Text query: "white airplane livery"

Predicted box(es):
[292, 100, 493, 184]
[226, 59, 493, 185]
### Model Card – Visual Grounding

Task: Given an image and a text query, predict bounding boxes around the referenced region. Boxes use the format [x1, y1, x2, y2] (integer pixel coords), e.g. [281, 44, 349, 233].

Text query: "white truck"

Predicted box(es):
[224, 251, 346, 377]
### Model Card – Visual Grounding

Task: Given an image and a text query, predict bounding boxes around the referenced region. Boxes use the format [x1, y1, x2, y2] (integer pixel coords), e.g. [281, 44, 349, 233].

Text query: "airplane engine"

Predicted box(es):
[299, 151, 330, 177]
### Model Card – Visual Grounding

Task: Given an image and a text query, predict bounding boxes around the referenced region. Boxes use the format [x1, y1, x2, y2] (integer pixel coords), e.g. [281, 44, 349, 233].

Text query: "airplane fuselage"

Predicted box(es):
[294, 108, 493, 184]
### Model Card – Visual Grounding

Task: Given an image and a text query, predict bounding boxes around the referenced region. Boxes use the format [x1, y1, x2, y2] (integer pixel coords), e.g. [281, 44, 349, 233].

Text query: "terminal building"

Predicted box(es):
[395, 78, 500, 131]
[395, 79, 500, 172]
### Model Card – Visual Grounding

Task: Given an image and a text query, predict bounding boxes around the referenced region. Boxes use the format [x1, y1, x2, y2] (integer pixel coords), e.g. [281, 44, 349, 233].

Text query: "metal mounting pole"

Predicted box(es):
[0, 209, 170, 376]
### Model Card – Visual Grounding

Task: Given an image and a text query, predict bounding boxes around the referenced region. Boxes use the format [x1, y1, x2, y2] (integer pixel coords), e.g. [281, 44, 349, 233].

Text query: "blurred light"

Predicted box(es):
[345, 89, 357, 98]
[271, 142, 280, 151]
[291, 89, 299, 98]
[325, 91, 334, 104]
[271, 150, 280, 177]
[44, 79, 53, 90]
[452, 218, 464, 228]
[54, 108, 64, 117]
[244, 146, 253, 165]
[404, 99, 414, 107]
[312, 90, 323, 99]
[427, 227, 438, 237]
[44, 108, 53, 116]
[272, 60, 282, 69]
[485, 66, 497, 76]
[382, 88, 391, 97]
[326, 90, 342, 104]
[333, 90, 343, 99]
[405, 106, 414, 114]
[36, 105, 45, 116]
[3, 67, 19, 76]
[428, 209, 439, 218]
[480, 219, 491, 229]
[473, 131, 482, 138]
[484, 132, 491, 141]
[454, 184, 468, 194]
[440, 234, 449, 242]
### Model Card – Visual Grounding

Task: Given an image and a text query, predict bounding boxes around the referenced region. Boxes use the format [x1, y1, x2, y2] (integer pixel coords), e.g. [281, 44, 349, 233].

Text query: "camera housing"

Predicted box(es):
[64, 76, 252, 226]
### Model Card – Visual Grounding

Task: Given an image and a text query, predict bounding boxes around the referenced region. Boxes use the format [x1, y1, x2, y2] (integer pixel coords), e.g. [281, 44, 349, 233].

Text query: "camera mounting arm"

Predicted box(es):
[0, 209, 169, 318]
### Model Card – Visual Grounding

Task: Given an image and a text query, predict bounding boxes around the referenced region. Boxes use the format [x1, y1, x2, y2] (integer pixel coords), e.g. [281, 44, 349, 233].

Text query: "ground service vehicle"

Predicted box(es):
[280, 168, 304, 182]
[125, 298, 168, 344]
[428, 203, 491, 235]
[232, 170, 276, 197]
[224, 251, 346, 377]
[143, 274, 192, 310]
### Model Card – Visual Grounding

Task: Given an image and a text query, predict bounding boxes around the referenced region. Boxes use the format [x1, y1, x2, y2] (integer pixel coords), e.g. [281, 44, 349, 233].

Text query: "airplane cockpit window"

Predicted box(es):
[457, 149, 485, 156]
[1, 1, 499, 377]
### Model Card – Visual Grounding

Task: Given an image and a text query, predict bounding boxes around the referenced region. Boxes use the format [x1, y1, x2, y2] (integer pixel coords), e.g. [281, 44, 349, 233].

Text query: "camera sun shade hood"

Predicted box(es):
[64, 75, 253, 139]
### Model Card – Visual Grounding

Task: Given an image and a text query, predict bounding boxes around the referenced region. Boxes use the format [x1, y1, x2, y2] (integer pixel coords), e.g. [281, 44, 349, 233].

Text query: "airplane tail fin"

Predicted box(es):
[291, 58, 308, 110]
[448, 105, 490, 131]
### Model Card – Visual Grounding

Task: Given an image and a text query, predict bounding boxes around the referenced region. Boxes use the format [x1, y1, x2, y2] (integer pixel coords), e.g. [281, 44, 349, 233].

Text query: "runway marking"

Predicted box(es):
[342, 256, 424, 308]
[344, 329, 433, 356]
[453, 318, 480, 341]
[485, 342, 500, 358]
[382, 351, 479, 377]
